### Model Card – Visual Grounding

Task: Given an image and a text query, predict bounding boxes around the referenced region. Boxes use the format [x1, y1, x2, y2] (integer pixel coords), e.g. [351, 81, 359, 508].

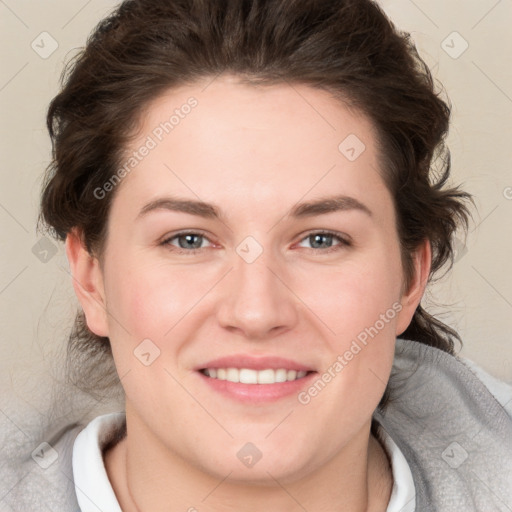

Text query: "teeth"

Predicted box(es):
[275, 369, 287, 383]
[203, 368, 308, 384]
[226, 368, 239, 382]
[240, 369, 257, 384]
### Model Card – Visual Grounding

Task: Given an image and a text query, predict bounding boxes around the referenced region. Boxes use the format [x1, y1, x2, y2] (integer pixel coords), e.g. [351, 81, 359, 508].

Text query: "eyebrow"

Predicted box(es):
[136, 194, 373, 221]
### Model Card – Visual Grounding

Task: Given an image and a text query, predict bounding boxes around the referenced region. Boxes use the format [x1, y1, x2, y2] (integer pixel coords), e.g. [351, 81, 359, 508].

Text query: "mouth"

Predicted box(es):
[199, 367, 314, 384]
[195, 355, 318, 403]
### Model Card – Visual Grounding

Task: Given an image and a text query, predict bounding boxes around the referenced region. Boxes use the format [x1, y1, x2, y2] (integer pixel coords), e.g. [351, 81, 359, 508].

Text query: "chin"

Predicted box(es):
[196, 444, 317, 485]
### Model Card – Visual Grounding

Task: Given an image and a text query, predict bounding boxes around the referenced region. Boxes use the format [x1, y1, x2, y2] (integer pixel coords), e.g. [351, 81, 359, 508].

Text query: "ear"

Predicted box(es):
[65, 228, 109, 337]
[395, 239, 431, 336]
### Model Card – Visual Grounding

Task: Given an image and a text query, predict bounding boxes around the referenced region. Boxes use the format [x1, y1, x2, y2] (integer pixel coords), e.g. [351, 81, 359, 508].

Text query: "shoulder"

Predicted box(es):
[1, 410, 126, 512]
[0, 413, 84, 511]
[390, 337, 511, 418]
[456, 354, 512, 417]
[375, 338, 512, 511]
[384, 337, 512, 431]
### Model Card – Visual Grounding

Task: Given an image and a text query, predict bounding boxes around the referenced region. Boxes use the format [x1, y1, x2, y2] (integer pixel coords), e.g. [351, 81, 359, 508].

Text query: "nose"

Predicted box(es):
[216, 246, 299, 341]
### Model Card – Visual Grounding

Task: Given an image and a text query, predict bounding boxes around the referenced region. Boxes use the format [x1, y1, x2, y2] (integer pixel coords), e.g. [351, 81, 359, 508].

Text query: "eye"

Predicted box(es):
[160, 231, 212, 253]
[160, 229, 351, 255]
[296, 230, 351, 253]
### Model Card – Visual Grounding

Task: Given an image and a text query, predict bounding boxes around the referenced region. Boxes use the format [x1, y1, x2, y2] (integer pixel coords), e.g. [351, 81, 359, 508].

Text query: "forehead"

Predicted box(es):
[112, 75, 391, 223]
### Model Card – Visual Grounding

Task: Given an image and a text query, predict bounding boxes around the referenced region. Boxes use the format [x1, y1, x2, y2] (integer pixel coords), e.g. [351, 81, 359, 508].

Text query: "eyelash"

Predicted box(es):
[159, 230, 351, 255]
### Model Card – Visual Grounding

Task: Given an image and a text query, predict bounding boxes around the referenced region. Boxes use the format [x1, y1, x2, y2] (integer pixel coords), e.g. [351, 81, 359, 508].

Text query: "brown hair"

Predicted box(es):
[39, 0, 472, 405]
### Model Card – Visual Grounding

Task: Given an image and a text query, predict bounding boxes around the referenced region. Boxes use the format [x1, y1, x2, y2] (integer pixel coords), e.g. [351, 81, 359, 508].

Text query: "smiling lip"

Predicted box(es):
[195, 355, 315, 372]
[195, 355, 317, 403]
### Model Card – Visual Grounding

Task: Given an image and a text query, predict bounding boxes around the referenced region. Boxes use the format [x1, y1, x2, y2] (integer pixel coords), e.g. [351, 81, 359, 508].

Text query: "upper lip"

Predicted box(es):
[196, 355, 316, 372]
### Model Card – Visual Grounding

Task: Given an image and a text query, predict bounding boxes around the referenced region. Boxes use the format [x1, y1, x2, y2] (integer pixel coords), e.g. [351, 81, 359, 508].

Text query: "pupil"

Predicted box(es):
[181, 234, 201, 249]
[312, 234, 331, 248]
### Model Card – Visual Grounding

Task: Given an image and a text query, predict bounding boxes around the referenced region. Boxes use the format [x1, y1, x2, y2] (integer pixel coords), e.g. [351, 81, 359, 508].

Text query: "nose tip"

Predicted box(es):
[216, 253, 298, 340]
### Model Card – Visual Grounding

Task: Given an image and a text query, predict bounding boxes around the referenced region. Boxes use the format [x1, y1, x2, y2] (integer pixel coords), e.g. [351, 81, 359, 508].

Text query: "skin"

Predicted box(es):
[66, 74, 430, 512]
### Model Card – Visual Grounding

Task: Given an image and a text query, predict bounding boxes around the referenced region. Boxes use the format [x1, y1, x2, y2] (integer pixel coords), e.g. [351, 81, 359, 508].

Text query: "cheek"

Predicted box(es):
[105, 257, 201, 338]
[306, 247, 403, 338]
[102, 260, 195, 401]
[304, 245, 402, 396]
[295, 265, 400, 440]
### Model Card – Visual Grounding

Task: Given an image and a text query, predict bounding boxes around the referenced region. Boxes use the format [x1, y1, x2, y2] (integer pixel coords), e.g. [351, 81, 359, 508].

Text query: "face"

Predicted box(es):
[71, 74, 426, 483]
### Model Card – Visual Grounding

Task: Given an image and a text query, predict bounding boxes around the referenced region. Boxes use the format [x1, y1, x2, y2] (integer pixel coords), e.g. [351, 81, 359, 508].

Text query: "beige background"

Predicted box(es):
[1, 0, 511, 420]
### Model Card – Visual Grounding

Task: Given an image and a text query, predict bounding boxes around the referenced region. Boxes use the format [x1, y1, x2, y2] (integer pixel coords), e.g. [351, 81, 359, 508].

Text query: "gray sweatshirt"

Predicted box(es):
[2, 337, 511, 511]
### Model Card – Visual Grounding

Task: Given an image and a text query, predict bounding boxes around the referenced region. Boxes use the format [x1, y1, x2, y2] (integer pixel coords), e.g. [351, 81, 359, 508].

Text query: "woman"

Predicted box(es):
[10, 0, 512, 510]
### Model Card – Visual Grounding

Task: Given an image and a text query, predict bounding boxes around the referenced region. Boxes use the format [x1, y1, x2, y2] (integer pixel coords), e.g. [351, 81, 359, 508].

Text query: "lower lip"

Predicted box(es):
[197, 371, 317, 403]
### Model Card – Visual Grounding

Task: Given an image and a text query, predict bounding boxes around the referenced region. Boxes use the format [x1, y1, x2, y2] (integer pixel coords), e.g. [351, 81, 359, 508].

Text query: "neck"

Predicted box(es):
[104, 409, 393, 512]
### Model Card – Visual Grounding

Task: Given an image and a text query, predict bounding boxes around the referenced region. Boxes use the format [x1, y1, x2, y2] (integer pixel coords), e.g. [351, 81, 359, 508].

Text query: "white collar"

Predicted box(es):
[72, 411, 416, 511]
